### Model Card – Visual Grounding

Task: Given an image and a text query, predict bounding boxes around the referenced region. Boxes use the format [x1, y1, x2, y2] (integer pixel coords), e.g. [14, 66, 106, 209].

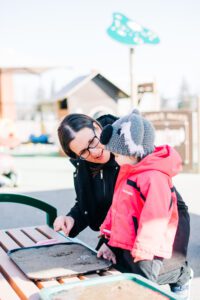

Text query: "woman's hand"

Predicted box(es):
[97, 243, 116, 264]
[53, 215, 75, 236]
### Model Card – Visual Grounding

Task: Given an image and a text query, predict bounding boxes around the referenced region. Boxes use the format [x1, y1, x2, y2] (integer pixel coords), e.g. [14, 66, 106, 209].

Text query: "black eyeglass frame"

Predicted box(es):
[78, 128, 100, 160]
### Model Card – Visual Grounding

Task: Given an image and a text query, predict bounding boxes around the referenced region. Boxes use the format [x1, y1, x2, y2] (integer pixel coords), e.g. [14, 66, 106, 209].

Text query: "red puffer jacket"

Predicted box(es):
[100, 145, 181, 260]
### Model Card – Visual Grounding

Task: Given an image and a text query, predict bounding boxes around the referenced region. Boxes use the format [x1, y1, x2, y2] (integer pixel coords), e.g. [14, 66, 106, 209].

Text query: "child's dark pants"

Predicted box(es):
[113, 248, 191, 288]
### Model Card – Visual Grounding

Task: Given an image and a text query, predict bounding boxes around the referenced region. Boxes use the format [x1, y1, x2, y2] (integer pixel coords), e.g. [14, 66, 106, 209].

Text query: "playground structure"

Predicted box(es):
[54, 71, 129, 119]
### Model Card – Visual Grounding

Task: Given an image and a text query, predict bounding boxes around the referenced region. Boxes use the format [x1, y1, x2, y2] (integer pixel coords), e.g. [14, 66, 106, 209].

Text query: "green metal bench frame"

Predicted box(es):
[0, 193, 57, 227]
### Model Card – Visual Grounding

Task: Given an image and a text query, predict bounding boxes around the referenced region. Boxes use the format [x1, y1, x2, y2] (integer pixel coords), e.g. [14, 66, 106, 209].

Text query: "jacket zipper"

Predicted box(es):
[74, 162, 79, 177]
[100, 169, 106, 198]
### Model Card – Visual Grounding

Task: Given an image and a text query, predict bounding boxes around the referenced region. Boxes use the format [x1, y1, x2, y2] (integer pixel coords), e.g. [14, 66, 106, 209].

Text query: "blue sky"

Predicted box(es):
[0, 0, 200, 99]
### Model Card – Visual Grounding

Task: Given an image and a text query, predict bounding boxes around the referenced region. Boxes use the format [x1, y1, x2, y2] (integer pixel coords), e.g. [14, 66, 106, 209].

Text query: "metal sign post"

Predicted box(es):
[129, 47, 137, 108]
[198, 97, 200, 173]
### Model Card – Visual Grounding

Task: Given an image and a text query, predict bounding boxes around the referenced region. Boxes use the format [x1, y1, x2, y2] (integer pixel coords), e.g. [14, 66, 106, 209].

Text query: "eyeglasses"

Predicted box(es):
[79, 129, 100, 160]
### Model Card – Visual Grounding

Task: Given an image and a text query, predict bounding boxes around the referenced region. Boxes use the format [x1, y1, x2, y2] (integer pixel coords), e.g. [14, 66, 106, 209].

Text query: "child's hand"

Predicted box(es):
[97, 243, 116, 264]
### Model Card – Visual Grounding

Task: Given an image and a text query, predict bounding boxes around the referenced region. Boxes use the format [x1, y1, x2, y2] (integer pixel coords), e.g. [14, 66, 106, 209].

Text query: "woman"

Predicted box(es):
[54, 113, 119, 245]
[53, 113, 191, 284]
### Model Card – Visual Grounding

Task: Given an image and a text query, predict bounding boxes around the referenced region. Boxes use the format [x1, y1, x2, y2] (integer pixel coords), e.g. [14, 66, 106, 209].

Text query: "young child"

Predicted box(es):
[97, 109, 192, 299]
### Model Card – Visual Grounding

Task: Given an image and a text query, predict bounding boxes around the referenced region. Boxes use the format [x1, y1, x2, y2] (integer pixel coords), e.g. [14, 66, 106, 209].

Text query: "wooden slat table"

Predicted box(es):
[0, 225, 120, 300]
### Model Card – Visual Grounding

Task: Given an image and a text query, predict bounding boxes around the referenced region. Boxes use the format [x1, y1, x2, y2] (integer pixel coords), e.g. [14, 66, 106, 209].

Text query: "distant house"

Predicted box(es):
[53, 71, 129, 119]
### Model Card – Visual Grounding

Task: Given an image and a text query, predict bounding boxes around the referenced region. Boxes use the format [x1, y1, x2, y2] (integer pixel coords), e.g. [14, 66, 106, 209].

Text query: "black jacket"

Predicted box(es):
[67, 114, 119, 237]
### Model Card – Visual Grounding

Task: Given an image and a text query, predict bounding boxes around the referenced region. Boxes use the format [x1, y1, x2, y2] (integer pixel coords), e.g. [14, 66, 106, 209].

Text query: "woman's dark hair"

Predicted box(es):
[58, 113, 102, 159]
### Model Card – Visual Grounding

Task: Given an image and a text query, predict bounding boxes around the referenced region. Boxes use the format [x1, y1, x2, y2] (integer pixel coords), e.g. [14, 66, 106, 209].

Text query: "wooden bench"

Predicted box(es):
[0, 225, 120, 300]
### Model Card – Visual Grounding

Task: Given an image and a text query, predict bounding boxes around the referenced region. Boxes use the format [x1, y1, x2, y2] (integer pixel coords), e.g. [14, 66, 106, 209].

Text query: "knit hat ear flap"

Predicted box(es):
[100, 124, 113, 145]
[142, 118, 155, 156]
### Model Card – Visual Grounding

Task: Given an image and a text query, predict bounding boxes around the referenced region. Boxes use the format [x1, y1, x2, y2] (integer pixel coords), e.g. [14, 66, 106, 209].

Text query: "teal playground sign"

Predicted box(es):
[107, 12, 160, 46]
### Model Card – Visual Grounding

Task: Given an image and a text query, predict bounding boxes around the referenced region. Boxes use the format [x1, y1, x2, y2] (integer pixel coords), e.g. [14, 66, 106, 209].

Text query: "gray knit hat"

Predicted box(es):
[100, 109, 155, 158]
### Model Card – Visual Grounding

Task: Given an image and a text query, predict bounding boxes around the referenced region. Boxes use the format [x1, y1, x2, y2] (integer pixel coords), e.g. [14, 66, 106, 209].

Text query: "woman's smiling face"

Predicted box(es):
[69, 123, 111, 163]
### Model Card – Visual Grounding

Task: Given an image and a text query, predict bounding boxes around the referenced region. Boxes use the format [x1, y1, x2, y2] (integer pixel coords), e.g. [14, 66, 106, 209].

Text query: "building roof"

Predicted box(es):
[53, 71, 129, 101]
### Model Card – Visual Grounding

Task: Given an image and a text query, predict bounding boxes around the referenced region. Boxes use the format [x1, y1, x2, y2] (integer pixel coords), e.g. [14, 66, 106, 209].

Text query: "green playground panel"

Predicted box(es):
[39, 273, 179, 300]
